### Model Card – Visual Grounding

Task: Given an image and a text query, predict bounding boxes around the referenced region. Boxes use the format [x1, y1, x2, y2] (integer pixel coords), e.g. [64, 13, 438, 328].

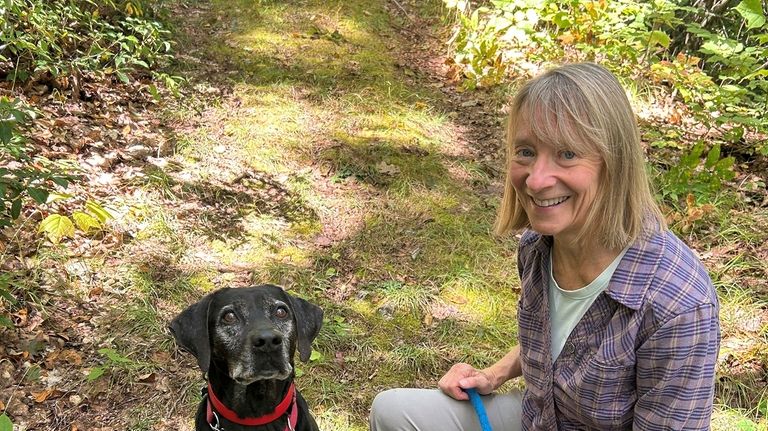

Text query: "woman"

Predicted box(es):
[369, 62, 720, 430]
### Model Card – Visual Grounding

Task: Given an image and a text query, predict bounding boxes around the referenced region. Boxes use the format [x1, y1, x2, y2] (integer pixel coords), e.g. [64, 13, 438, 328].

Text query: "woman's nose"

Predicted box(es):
[525, 157, 557, 191]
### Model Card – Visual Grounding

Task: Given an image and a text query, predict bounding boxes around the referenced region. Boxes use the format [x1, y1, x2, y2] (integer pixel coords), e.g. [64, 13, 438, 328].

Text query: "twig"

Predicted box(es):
[390, 0, 413, 22]
[2, 361, 31, 415]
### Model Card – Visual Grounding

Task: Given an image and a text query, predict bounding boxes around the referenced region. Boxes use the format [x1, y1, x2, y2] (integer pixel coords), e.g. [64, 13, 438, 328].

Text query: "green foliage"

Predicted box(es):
[0, 0, 175, 84]
[87, 347, 144, 381]
[0, 97, 76, 228]
[442, 0, 768, 144]
[447, 7, 508, 89]
[0, 97, 114, 241]
[295, 350, 324, 377]
[38, 199, 114, 243]
[0, 414, 13, 431]
[0, 273, 16, 328]
[373, 280, 434, 312]
[656, 142, 736, 207]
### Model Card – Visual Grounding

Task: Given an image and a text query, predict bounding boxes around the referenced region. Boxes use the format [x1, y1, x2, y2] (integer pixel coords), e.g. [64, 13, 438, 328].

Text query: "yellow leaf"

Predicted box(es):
[39, 214, 75, 243]
[61, 349, 83, 366]
[558, 32, 575, 45]
[73, 211, 102, 233]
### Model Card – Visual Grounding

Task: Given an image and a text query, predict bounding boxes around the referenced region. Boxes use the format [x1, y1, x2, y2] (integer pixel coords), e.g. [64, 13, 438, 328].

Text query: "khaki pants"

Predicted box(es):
[369, 388, 524, 431]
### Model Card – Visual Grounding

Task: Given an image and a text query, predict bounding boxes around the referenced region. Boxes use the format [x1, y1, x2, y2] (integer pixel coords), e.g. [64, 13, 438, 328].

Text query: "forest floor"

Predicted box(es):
[1, 0, 766, 430]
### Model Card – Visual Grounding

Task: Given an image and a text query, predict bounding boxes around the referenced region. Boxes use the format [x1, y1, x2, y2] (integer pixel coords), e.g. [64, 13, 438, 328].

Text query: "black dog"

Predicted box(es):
[170, 285, 323, 431]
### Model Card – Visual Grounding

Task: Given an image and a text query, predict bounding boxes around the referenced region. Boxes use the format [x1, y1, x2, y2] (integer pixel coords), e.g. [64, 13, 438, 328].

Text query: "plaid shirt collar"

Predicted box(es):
[525, 229, 666, 311]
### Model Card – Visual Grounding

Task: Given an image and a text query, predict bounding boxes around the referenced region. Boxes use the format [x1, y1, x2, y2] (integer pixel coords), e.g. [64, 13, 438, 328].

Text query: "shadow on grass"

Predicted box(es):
[135, 164, 319, 241]
[148, 0, 517, 424]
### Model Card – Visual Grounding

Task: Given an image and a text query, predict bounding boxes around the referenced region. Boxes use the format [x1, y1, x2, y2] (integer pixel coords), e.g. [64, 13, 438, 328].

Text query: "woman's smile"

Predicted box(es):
[532, 196, 570, 208]
[509, 114, 603, 243]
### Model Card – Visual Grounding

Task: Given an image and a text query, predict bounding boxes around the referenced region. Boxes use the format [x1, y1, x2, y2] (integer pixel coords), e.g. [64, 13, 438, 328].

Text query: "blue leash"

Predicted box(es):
[464, 388, 493, 431]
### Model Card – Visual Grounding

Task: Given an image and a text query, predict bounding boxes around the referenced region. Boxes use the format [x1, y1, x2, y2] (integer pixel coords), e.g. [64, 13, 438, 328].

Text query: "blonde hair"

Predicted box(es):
[494, 62, 665, 249]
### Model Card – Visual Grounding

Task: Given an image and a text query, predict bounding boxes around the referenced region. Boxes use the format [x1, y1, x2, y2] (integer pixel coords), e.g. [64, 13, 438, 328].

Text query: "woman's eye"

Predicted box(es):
[561, 150, 577, 160]
[516, 148, 534, 158]
[275, 306, 288, 319]
[222, 311, 237, 324]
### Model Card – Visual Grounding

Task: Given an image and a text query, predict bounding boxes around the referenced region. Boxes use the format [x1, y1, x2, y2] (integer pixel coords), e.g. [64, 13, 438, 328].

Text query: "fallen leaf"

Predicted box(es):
[32, 388, 62, 403]
[14, 309, 28, 326]
[137, 372, 157, 383]
[61, 349, 83, 366]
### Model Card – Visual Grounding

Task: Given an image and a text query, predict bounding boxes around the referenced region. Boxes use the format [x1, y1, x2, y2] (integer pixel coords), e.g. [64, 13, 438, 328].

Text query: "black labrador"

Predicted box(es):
[170, 285, 323, 431]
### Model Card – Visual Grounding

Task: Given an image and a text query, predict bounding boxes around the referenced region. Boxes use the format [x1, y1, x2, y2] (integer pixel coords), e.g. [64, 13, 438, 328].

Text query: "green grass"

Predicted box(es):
[712, 406, 768, 431]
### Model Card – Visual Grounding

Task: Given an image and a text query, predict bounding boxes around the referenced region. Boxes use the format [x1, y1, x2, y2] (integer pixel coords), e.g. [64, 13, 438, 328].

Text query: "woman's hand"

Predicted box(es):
[438, 363, 497, 400]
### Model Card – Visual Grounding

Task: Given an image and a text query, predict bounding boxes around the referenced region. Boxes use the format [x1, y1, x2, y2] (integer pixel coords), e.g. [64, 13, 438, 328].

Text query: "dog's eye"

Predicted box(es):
[222, 311, 237, 324]
[274, 306, 288, 319]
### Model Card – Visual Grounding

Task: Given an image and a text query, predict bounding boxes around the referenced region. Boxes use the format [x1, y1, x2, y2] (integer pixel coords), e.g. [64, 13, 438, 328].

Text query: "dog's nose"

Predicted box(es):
[251, 329, 283, 352]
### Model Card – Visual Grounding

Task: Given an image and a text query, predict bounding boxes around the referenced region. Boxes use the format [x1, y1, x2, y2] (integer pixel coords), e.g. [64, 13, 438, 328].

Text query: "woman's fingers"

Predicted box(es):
[459, 371, 493, 395]
[438, 363, 478, 400]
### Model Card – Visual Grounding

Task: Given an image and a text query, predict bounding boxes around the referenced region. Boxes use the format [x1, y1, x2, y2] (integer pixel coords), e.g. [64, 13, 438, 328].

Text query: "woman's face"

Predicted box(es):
[508, 113, 603, 244]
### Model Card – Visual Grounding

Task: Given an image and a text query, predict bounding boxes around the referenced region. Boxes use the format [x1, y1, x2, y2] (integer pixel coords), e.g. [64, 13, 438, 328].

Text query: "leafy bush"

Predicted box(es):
[445, 4, 509, 89]
[656, 141, 736, 207]
[0, 0, 174, 85]
[442, 0, 768, 144]
[0, 97, 76, 228]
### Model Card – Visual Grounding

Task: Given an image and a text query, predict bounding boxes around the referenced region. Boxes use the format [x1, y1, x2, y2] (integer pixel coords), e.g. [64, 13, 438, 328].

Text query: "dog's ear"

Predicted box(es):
[289, 295, 324, 363]
[169, 292, 215, 373]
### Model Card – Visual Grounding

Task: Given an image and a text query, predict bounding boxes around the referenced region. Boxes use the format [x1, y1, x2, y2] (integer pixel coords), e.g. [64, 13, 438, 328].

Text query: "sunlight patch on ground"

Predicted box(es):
[352, 109, 450, 151]
[314, 406, 369, 431]
[205, 215, 314, 266]
[711, 407, 768, 431]
[439, 275, 518, 328]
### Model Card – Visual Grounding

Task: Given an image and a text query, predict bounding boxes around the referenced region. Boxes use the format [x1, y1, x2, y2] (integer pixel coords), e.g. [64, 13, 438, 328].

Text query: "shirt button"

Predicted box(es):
[566, 342, 576, 355]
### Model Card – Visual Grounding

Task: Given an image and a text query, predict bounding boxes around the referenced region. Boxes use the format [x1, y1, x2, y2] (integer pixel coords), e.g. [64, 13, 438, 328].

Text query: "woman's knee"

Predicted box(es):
[370, 389, 408, 429]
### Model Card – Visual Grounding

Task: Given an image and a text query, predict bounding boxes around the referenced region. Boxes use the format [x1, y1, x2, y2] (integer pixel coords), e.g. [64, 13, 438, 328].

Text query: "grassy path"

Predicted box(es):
[93, 0, 519, 429]
[1, 1, 766, 430]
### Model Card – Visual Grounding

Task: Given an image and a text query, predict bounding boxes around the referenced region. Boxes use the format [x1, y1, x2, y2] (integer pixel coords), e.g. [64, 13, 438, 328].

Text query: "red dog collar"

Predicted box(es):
[206, 382, 298, 430]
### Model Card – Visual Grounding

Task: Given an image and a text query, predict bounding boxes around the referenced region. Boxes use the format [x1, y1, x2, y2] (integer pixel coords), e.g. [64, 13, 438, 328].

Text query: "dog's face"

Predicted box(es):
[210, 287, 300, 384]
[170, 285, 323, 385]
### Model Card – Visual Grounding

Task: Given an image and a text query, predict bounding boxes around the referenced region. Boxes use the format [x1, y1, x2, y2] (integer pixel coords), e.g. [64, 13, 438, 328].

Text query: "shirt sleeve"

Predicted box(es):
[633, 304, 720, 430]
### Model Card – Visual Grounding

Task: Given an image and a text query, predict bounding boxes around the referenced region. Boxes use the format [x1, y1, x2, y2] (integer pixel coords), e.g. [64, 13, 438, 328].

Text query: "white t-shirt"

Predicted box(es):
[548, 247, 629, 362]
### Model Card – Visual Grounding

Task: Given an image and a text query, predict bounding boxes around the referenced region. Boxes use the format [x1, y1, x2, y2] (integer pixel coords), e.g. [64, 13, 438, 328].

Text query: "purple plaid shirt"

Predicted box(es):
[517, 229, 720, 430]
